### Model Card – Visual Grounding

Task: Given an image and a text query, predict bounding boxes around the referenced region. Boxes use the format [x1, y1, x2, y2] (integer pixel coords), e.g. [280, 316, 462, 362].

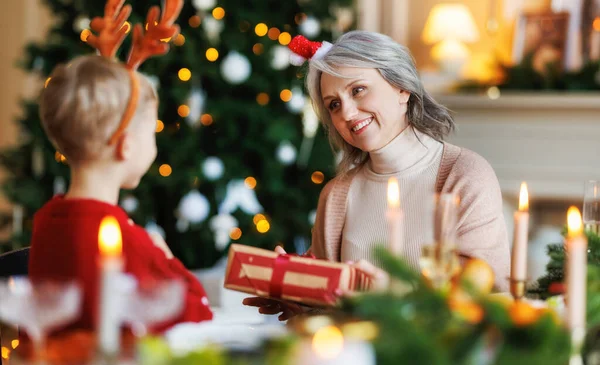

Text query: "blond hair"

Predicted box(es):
[40, 55, 157, 164]
[305, 30, 455, 175]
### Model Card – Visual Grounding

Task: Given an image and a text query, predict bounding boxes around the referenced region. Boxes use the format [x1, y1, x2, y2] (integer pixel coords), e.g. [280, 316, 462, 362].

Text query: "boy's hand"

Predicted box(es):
[148, 231, 174, 259]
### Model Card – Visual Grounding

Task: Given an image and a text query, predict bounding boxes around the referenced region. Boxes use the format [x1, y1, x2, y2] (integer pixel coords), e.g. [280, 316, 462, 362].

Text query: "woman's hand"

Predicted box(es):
[242, 245, 308, 321]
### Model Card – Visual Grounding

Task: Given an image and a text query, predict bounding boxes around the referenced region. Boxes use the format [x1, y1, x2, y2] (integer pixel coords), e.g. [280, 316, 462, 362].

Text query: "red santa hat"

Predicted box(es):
[287, 35, 333, 66]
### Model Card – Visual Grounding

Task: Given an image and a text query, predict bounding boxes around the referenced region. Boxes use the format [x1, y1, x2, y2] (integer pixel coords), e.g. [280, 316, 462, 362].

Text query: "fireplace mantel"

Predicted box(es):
[435, 92, 600, 200]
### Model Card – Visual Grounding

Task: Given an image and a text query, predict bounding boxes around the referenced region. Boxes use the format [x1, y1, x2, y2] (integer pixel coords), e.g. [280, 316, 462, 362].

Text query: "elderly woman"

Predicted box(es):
[244, 30, 510, 320]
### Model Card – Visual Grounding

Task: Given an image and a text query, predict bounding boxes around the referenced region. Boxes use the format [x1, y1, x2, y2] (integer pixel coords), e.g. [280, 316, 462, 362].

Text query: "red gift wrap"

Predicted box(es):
[224, 244, 372, 307]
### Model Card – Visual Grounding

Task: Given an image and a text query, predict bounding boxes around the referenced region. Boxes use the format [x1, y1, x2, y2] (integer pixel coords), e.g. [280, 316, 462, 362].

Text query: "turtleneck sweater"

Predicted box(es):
[341, 126, 443, 270]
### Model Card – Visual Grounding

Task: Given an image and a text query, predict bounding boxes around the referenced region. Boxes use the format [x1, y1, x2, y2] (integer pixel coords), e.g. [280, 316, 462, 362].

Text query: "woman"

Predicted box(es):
[244, 30, 510, 319]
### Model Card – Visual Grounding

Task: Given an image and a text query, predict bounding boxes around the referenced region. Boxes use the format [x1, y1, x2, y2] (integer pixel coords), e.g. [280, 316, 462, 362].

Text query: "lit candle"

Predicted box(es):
[98, 215, 124, 356]
[510, 182, 529, 282]
[386, 177, 403, 256]
[296, 325, 375, 365]
[565, 206, 587, 331]
[590, 18, 600, 61]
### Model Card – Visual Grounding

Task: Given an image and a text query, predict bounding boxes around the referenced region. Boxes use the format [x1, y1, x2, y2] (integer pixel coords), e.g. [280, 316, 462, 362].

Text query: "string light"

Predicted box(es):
[253, 214, 266, 225]
[11, 340, 18, 349]
[178, 105, 190, 117]
[256, 219, 270, 233]
[239, 21, 251, 32]
[311, 171, 325, 184]
[252, 43, 264, 55]
[255, 23, 268, 36]
[206, 48, 219, 61]
[280, 89, 293, 102]
[212, 7, 225, 20]
[200, 114, 213, 126]
[80, 29, 91, 42]
[156, 119, 164, 132]
[189, 15, 201, 28]
[55, 151, 67, 164]
[244, 177, 257, 189]
[278, 32, 292, 45]
[1, 347, 10, 360]
[230, 227, 242, 240]
[267, 27, 280, 40]
[178, 68, 192, 81]
[174, 34, 185, 46]
[44, 77, 51, 88]
[122, 21, 131, 34]
[256, 93, 269, 105]
[159, 164, 172, 177]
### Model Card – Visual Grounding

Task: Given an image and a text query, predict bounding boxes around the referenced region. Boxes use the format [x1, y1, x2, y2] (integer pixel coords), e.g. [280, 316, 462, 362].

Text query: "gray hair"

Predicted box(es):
[305, 30, 455, 175]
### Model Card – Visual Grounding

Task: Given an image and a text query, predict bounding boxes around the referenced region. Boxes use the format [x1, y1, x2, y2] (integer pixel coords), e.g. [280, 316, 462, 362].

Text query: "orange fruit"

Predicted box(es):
[459, 258, 495, 295]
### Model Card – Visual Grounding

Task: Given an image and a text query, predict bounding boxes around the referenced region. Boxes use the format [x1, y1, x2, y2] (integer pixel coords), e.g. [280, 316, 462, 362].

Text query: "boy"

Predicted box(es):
[29, 36, 212, 331]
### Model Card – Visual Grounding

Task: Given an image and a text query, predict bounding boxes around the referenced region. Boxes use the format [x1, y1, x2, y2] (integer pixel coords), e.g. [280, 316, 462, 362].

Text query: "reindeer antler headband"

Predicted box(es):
[86, 0, 183, 145]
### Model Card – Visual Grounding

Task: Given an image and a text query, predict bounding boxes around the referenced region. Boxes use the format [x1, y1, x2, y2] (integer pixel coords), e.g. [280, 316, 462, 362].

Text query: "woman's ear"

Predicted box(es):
[398, 89, 410, 104]
[115, 132, 132, 161]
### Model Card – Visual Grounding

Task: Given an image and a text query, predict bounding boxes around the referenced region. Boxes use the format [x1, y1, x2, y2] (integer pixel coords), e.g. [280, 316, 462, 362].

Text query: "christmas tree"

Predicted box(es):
[0, 0, 355, 268]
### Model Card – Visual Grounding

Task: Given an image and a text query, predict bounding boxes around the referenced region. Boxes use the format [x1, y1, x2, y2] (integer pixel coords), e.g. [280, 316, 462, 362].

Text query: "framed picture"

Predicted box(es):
[511, 11, 570, 72]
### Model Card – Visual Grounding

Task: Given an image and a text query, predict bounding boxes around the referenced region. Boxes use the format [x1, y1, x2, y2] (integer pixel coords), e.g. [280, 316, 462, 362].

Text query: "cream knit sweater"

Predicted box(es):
[309, 127, 511, 292]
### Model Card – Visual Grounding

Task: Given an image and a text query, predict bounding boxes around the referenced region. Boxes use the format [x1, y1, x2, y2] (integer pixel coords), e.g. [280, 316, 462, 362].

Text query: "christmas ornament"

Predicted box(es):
[220, 51, 251, 84]
[202, 157, 224, 180]
[209, 213, 238, 250]
[178, 190, 210, 224]
[120, 195, 139, 213]
[286, 87, 305, 113]
[192, 0, 216, 11]
[54, 176, 66, 195]
[219, 180, 263, 215]
[299, 15, 321, 38]
[186, 88, 206, 126]
[202, 15, 224, 44]
[458, 258, 495, 294]
[145, 221, 166, 240]
[73, 15, 91, 32]
[276, 141, 297, 165]
[308, 210, 317, 225]
[270, 45, 290, 70]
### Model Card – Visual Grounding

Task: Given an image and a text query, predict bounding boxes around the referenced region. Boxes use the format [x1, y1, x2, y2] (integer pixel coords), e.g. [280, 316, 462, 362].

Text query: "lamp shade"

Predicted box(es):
[422, 4, 480, 44]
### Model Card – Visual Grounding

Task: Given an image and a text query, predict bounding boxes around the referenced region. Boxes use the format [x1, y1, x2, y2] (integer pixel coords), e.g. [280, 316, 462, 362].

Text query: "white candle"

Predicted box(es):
[296, 326, 375, 365]
[590, 28, 600, 61]
[386, 177, 403, 256]
[565, 206, 587, 331]
[510, 182, 529, 281]
[97, 215, 124, 356]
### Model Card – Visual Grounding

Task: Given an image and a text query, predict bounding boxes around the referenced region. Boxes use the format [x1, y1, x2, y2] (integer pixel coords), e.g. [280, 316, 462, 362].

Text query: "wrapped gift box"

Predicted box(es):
[224, 244, 372, 307]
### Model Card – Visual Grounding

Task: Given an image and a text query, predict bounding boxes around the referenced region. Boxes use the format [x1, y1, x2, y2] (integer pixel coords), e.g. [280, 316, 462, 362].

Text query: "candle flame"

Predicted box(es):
[567, 206, 583, 237]
[518, 182, 529, 211]
[387, 177, 400, 209]
[98, 216, 122, 257]
[312, 325, 344, 360]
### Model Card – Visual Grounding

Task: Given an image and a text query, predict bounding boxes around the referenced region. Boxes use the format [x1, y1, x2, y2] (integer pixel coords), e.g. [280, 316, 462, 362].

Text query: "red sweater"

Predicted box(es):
[29, 196, 213, 333]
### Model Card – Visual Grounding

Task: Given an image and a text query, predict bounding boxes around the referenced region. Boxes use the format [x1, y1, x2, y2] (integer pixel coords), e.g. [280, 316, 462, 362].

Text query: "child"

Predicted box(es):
[28, 0, 212, 332]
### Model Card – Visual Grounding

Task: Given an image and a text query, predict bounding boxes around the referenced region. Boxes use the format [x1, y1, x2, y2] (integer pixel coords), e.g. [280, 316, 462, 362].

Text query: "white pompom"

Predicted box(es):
[145, 221, 166, 240]
[299, 16, 321, 38]
[192, 0, 216, 11]
[120, 195, 139, 213]
[276, 141, 297, 165]
[178, 190, 210, 224]
[289, 53, 307, 66]
[270, 46, 290, 70]
[287, 87, 306, 113]
[186, 88, 206, 127]
[220, 51, 252, 85]
[209, 214, 238, 250]
[202, 157, 224, 180]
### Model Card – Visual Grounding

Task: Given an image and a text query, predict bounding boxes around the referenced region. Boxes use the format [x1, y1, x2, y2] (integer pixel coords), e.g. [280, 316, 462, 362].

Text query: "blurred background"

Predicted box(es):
[0, 0, 599, 284]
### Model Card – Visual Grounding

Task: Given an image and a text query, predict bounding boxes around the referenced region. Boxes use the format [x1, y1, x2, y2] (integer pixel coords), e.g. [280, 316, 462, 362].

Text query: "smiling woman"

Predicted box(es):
[244, 30, 511, 321]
